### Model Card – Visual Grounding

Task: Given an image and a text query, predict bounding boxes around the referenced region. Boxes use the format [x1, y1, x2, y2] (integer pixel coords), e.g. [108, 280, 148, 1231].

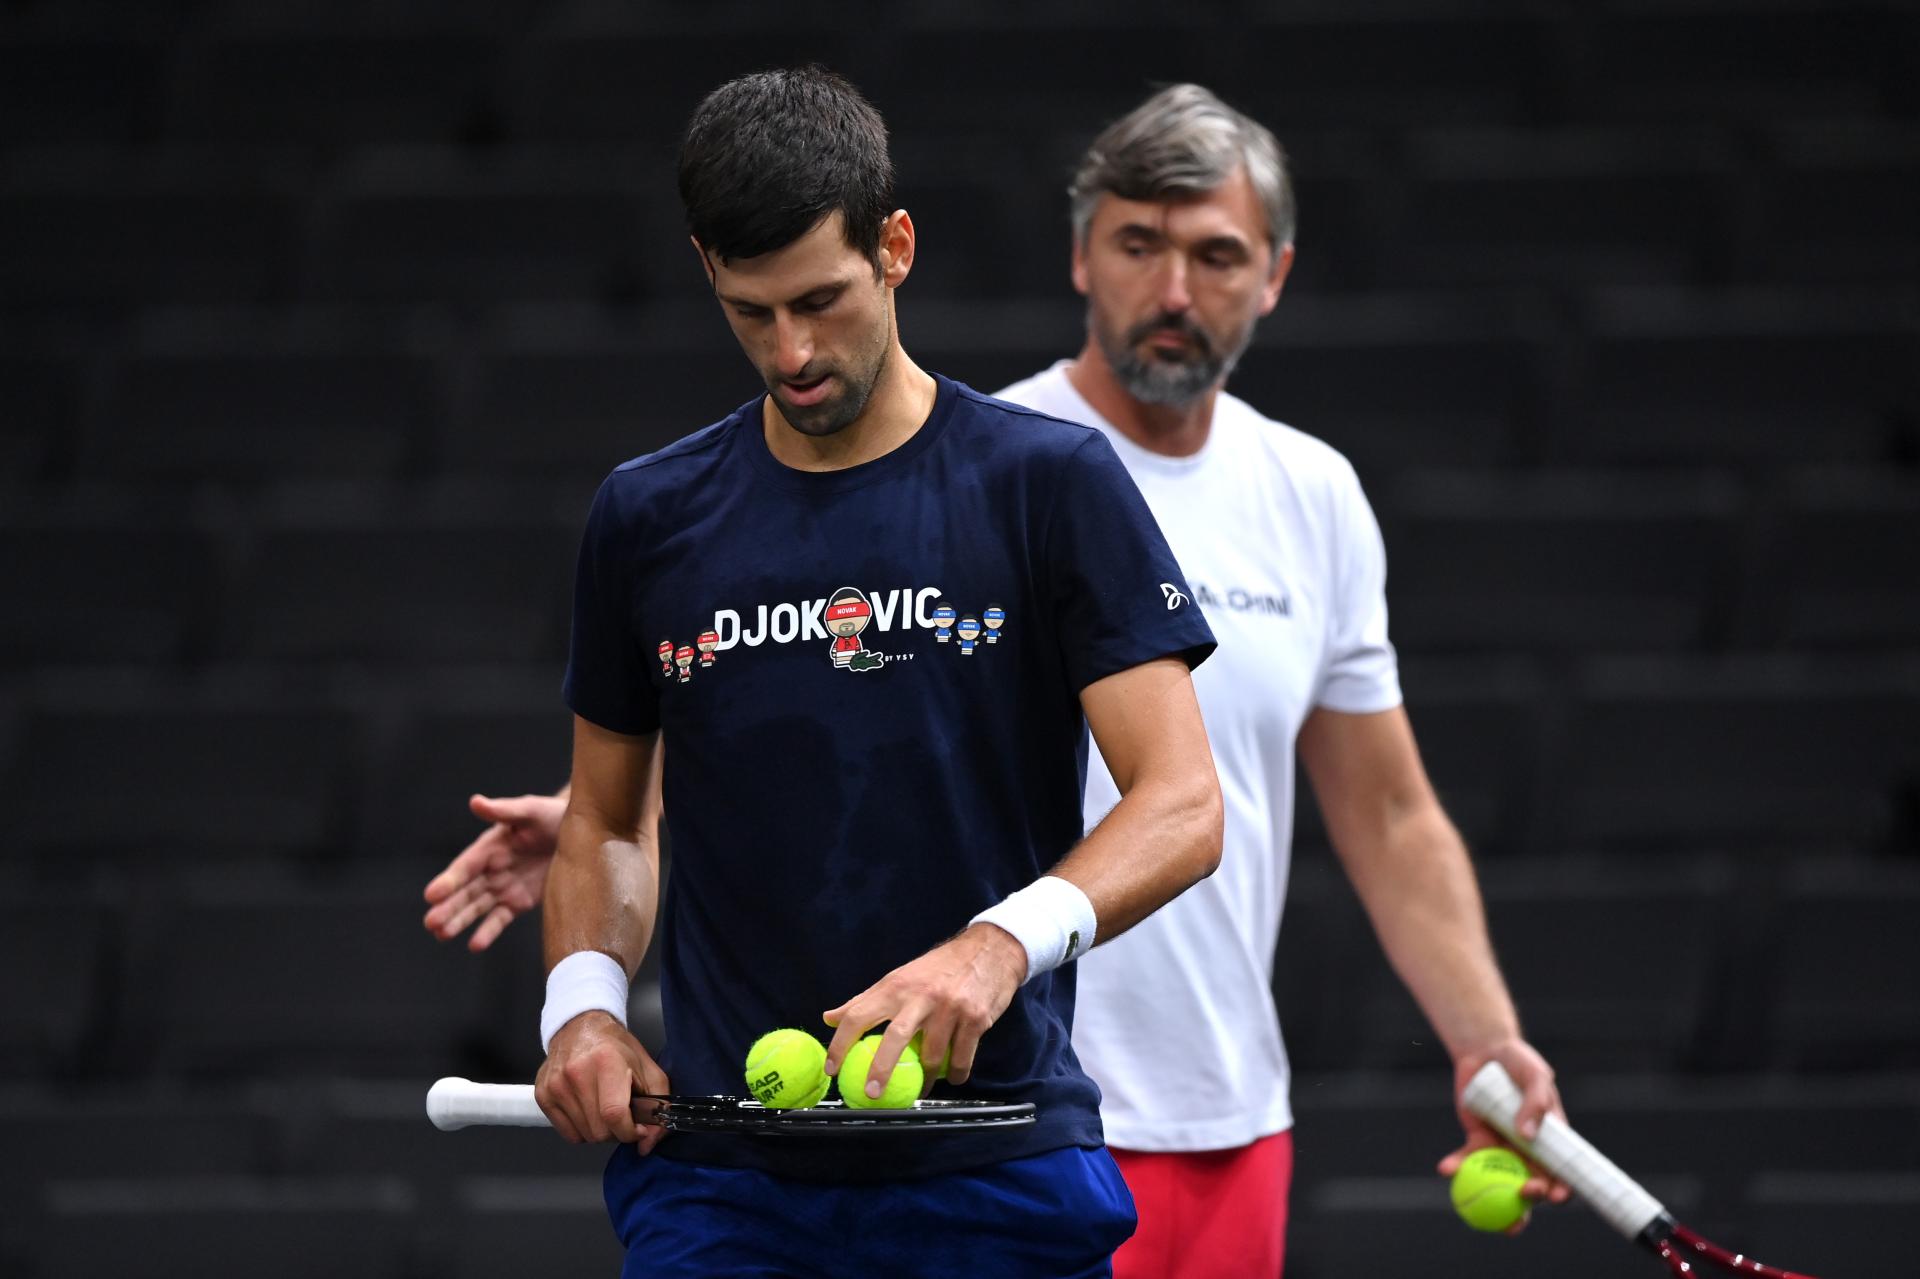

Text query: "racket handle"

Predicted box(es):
[426, 1078, 548, 1131]
[1461, 1062, 1666, 1242]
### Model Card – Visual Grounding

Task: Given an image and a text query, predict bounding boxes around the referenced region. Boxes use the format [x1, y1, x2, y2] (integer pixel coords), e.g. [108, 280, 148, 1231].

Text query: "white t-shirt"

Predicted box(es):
[995, 361, 1403, 1152]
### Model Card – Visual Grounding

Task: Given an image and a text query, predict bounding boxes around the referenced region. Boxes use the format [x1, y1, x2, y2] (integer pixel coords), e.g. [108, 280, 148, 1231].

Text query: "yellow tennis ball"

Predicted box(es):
[837, 1034, 923, 1109]
[744, 1029, 829, 1109]
[1451, 1147, 1530, 1232]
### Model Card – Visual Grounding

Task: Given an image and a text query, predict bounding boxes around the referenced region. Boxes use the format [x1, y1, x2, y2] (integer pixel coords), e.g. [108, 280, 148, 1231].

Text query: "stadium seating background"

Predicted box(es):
[2, 0, 1916, 1274]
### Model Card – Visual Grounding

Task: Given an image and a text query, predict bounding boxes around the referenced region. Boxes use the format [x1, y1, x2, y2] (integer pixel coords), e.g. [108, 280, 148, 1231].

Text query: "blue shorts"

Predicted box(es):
[603, 1143, 1137, 1278]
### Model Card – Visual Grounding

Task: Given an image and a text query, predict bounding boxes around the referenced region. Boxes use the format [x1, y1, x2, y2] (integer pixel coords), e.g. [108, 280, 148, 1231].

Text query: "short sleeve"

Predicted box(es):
[1316, 461, 1403, 714]
[562, 474, 661, 736]
[1046, 432, 1217, 692]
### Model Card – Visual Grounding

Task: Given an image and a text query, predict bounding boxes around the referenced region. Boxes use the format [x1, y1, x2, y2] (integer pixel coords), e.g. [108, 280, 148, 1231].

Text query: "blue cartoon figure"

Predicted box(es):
[982, 604, 1006, 644]
[931, 601, 957, 642]
[955, 615, 982, 655]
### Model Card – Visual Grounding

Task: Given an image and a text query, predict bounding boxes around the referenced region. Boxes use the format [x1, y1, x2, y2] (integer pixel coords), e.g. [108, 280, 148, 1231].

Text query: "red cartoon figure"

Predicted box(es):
[825, 586, 879, 672]
[696, 629, 720, 667]
[674, 645, 695, 683]
[657, 639, 674, 676]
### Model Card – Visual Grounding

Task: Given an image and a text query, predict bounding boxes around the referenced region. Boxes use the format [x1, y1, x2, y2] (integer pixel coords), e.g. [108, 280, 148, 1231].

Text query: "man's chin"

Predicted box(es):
[1117, 361, 1215, 406]
[772, 394, 856, 438]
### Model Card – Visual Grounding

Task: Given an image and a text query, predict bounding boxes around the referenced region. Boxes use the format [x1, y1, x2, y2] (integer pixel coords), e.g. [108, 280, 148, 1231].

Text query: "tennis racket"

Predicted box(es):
[427, 1077, 1036, 1137]
[1462, 1062, 1822, 1277]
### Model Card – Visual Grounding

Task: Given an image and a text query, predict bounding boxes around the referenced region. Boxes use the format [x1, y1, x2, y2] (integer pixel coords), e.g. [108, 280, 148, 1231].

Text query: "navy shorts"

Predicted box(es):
[603, 1143, 1137, 1278]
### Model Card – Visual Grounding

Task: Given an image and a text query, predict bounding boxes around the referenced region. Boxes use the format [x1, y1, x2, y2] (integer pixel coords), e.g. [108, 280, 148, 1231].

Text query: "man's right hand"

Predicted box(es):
[422, 792, 563, 951]
[536, 1011, 672, 1155]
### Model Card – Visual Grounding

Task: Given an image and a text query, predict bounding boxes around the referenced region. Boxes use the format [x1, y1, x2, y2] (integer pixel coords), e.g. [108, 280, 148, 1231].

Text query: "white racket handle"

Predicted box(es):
[427, 1078, 547, 1131]
[1461, 1062, 1667, 1241]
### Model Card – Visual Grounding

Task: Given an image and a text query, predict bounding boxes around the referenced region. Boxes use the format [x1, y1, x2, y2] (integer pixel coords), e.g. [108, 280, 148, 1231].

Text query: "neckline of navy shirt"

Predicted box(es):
[738, 372, 961, 497]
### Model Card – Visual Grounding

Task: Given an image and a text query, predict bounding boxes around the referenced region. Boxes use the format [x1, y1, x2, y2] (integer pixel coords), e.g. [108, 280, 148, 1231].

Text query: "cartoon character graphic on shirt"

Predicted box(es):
[955, 615, 983, 655]
[825, 586, 884, 672]
[931, 601, 957, 642]
[674, 645, 695, 682]
[696, 629, 720, 667]
[657, 640, 674, 677]
[982, 604, 1005, 644]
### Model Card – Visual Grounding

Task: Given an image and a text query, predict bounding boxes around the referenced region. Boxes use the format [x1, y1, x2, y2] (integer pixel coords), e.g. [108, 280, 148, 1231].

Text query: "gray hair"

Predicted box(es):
[1069, 84, 1295, 251]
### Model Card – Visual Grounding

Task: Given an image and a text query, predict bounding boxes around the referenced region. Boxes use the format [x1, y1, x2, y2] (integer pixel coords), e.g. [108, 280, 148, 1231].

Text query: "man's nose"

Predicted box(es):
[774, 316, 813, 379]
[1156, 257, 1193, 314]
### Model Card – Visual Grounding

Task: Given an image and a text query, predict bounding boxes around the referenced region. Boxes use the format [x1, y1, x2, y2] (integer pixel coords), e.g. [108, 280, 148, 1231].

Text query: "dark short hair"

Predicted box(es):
[678, 66, 895, 265]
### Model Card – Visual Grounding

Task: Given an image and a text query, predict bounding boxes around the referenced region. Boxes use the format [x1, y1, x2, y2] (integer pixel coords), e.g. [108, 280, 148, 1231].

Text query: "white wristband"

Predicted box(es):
[970, 875, 1097, 983]
[539, 950, 630, 1054]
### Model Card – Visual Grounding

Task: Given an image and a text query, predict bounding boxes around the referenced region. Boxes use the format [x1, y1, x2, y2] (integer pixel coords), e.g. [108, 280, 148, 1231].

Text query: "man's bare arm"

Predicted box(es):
[1299, 704, 1570, 1211]
[823, 655, 1222, 1093]
[1049, 654, 1224, 939]
[535, 717, 669, 1151]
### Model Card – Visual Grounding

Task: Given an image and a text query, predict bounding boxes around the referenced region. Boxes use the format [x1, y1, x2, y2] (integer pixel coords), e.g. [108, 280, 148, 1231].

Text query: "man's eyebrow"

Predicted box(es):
[1194, 234, 1251, 257]
[1115, 222, 1252, 258]
[717, 279, 852, 310]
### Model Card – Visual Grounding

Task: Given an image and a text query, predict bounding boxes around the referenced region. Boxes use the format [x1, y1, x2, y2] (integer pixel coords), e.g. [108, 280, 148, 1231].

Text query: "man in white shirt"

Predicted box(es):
[425, 83, 1567, 1278]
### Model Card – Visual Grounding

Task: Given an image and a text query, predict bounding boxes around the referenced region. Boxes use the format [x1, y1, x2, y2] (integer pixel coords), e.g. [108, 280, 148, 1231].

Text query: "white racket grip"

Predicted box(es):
[427, 1078, 548, 1132]
[1461, 1062, 1666, 1241]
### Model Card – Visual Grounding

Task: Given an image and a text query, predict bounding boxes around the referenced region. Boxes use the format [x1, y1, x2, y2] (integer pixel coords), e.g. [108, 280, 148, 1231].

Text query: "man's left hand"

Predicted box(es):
[1436, 1037, 1573, 1233]
[820, 922, 1027, 1098]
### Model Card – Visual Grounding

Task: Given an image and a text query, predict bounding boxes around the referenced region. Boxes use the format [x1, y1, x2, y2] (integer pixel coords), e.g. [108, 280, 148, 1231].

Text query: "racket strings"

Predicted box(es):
[633, 1095, 1038, 1134]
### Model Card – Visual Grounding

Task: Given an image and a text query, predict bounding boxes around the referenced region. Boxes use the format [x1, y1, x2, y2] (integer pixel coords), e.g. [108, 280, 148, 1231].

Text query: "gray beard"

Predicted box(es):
[1110, 345, 1241, 406]
[1094, 307, 1250, 408]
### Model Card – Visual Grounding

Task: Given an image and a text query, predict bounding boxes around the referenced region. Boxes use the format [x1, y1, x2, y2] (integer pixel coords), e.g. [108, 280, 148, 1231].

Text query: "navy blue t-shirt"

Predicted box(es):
[563, 373, 1215, 1182]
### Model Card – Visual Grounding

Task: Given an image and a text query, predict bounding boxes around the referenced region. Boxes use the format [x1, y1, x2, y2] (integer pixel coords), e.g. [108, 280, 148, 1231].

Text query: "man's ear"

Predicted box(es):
[1070, 232, 1091, 297]
[878, 210, 915, 287]
[691, 236, 717, 287]
[1258, 242, 1295, 316]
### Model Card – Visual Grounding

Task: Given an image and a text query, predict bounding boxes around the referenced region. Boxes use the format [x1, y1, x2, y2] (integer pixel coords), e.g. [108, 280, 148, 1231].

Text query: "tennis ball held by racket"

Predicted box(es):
[1450, 1147, 1530, 1232]
[837, 1034, 923, 1108]
[744, 1029, 830, 1109]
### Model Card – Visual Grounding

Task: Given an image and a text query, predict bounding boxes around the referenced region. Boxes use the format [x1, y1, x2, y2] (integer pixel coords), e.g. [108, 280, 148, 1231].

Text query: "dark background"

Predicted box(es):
[3, 1, 1917, 1275]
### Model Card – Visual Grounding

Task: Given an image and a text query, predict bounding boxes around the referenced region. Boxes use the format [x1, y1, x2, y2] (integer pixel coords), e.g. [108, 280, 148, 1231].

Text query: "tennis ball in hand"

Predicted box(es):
[837, 1034, 923, 1109]
[744, 1029, 830, 1109]
[1450, 1147, 1531, 1232]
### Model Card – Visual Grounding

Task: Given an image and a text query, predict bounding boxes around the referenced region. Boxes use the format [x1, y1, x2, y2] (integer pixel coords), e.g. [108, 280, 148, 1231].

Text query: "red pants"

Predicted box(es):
[1110, 1130, 1293, 1279]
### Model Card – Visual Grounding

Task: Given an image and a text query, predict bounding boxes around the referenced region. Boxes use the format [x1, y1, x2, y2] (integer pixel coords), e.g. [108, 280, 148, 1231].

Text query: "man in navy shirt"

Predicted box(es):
[533, 67, 1222, 1276]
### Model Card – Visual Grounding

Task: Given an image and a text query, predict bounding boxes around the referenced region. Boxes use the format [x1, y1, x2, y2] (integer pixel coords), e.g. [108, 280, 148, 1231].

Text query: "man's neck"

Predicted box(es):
[762, 346, 937, 473]
[1065, 340, 1218, 459]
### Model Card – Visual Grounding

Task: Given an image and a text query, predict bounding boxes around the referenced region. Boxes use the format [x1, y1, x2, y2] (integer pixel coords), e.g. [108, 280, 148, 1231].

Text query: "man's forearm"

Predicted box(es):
[542, 807, 659, 976]
[1050, 657, 1224, 949]
[1052, 767, 1222, 945]
[1335, 803, 1521, 1059]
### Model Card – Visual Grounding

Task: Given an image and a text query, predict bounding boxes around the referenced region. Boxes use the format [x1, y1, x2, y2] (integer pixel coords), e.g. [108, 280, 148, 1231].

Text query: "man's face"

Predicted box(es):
[1072, 167, 1292, 408]
[826, 591, 872, 638]
[700, 211, 906, 437]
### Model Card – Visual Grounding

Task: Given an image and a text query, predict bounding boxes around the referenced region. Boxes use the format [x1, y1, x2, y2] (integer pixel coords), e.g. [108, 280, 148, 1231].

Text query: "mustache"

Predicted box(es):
[1123, 313, 1213, 358]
